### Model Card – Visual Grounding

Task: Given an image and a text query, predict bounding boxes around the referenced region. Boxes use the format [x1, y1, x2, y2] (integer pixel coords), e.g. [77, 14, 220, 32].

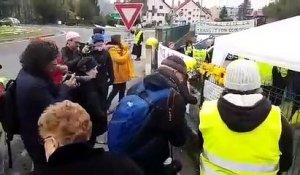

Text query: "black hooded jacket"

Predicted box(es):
[26, 143, 144, 175]
[198, 96, 293, 173]
[90, 50, 114, 86]
[126, 71, 188, 175]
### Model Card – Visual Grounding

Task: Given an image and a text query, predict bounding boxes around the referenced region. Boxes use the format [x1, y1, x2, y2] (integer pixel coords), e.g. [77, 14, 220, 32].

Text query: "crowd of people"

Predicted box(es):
[0, 26, 296, 175]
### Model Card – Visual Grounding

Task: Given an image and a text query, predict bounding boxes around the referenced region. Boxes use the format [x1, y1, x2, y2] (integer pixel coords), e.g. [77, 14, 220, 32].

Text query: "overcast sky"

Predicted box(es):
[109, 0, 271, 9]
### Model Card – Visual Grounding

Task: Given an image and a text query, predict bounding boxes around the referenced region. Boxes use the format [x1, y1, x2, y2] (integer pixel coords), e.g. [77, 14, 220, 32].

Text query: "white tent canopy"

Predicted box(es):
[212, 16, 300, 71]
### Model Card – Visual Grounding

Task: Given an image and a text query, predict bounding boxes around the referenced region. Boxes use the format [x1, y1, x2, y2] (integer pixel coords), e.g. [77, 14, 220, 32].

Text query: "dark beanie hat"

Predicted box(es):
[93, 27, 105, 34]
[161, 56, 187, 75]
[77, 56, 98, 72]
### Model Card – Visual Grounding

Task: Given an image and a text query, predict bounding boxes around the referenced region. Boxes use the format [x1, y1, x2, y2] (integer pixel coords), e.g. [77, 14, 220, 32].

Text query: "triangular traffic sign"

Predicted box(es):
[115, 3, 143, 30]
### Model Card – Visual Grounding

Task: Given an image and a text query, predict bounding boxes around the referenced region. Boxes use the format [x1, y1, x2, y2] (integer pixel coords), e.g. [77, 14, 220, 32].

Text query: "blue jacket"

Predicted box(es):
[16, 69, 71, 164]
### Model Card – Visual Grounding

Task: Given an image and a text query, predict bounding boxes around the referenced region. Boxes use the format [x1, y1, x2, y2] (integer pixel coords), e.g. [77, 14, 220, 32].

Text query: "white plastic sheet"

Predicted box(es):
[212, 16, 300, 71]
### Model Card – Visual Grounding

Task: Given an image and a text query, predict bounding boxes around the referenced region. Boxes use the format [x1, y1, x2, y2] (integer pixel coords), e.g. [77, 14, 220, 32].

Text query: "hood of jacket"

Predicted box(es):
[144, 70, 197, 104]
[218, 93, 272, 132]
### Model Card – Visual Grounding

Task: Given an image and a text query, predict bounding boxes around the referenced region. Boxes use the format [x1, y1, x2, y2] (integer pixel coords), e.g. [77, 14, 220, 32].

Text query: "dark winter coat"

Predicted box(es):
[71, 79, 107, 138]
[132, 32, 143, 57]
[16, 69, 71, 166]
[25, 143, 144, 175]
[90, 50, 114, 86]
[198, 96, 294, 173]
[126, 72, 187, 175]
[61, 46, 81, 73]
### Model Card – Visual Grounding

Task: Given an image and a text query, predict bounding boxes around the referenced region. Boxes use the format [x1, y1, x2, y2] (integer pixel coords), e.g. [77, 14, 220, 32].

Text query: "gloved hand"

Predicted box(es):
[82, 45, 91, 54]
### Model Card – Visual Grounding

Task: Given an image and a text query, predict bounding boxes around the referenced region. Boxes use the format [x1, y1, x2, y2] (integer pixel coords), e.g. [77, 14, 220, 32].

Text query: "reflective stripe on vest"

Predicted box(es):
[134, 31, 143, 45]
[257, 62, 273, 86]
[199, 100, 282, 175]
[202, 151, 278, 173]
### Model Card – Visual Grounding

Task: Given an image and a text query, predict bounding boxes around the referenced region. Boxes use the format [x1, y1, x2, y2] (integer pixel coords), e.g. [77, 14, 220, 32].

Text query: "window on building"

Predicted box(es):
[193, 15, 195, 17]
[185, 9, 187, 11]
[197, 9, 200, 11]
[181, 9, 183, 11]
[152, 13, 155, 16]
[188, 11, 192, 15]
[188, 17, 191, 20]
[192, 20, 194, 23]
[196, 15, 199, 17]
[175, 20, 178, 23]
[143, 20, 146, 22]
[159, 6, 163, 9]
[176, 15, 178, 17]
[193, 9, 196, 11]
[159, 20, 163, 24]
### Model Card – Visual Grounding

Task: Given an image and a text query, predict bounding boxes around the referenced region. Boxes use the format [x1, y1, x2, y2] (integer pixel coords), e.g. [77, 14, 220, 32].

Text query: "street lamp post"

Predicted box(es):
[199, 0, 203, 22]
[171, 0, 175, 26]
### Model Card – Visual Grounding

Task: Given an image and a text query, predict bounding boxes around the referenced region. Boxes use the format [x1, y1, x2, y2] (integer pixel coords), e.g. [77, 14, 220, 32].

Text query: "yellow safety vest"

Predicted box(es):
[257, 62, 273, 86]
[199, 100, 282, 175]
[193, 49, 206, 62]
[134, 31, 143, 45]
[184, 45, 193, 56]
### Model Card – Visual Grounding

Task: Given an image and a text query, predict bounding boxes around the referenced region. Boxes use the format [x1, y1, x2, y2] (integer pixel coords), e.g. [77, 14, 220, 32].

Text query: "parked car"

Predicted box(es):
[0, 17, 20, 26]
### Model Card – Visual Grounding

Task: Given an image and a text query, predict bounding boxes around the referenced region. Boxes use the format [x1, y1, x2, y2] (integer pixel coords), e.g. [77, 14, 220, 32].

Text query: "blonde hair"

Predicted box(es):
[38, 100, 92, 145]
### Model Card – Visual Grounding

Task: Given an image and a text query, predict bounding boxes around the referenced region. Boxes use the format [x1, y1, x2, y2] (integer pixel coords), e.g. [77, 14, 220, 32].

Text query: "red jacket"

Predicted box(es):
[52, 56, 65, 86]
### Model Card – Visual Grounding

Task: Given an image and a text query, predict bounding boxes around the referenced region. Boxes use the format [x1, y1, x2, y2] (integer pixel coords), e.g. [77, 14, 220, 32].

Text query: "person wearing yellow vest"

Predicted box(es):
[132, 24, 143, 61]
[184, 39, 194, 57]
[256, 62, 273, 98]
[199, 60, 293, 175]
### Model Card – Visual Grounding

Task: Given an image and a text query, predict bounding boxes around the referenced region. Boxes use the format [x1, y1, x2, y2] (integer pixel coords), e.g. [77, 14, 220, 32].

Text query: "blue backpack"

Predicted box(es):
[107, 82, 173, 153]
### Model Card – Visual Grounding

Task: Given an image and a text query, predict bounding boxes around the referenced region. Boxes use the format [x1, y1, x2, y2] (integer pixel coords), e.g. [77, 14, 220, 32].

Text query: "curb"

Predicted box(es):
[0, 33, 56, 43]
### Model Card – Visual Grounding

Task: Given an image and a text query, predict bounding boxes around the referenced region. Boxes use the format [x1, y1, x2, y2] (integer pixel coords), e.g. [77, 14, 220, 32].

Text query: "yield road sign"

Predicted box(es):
[115, 3, 143, 30]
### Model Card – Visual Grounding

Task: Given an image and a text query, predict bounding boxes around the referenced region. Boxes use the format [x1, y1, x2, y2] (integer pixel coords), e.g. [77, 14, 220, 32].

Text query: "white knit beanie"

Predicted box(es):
[224, 59, 261, 92]
[66, 31, 80, 42]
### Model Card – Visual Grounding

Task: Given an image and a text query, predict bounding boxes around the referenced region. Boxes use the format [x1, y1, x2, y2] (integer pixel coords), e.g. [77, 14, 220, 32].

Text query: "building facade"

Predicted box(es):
[226, 7, 239, 21]
[174, 0, 212, 25]
[142, 0, 172, 26]
[209, 6, 221, 21]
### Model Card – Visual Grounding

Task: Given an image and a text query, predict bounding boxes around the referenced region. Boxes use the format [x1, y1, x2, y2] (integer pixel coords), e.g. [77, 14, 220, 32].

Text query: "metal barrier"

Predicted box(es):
[155, 25, 190, 47]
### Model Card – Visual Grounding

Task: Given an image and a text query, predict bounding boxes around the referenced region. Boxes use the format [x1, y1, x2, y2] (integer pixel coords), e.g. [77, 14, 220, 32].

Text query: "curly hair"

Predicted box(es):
[38, 100, 92, 145]
[20, 38, 59, 76]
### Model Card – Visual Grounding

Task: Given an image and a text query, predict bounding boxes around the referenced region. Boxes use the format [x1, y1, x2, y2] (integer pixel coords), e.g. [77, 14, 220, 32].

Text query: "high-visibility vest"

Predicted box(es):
[134, 31, 143, 45]
[199, 100, 282, 175]
[257, 62, 273, 86]
[184, 45, 193, 56]
[193, 49, 206, 62]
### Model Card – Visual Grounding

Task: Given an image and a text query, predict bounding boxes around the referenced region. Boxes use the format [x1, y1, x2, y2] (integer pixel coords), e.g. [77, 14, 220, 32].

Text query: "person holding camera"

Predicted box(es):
[16, 39, 78, 170]
[61, 31, 82, 73]
[90, 34, 114, 112]
[71, 56, 108, 145]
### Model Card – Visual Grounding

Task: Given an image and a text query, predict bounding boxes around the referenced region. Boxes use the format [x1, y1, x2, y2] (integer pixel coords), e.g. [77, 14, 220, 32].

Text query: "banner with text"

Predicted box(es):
[196, 20, 255, 34]
[158, 44, 194, 66]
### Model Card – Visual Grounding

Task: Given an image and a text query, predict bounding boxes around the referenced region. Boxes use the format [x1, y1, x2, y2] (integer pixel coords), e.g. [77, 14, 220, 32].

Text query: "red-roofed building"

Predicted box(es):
[174, 0, 212, 25]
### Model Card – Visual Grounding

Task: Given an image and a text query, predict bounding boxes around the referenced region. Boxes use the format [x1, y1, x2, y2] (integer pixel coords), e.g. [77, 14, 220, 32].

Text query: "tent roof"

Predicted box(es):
[212, 16, 300, 71]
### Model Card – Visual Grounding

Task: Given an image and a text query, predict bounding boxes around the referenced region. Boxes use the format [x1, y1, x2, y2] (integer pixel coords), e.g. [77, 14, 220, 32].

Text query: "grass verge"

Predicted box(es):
[0, 26, 46, 42]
